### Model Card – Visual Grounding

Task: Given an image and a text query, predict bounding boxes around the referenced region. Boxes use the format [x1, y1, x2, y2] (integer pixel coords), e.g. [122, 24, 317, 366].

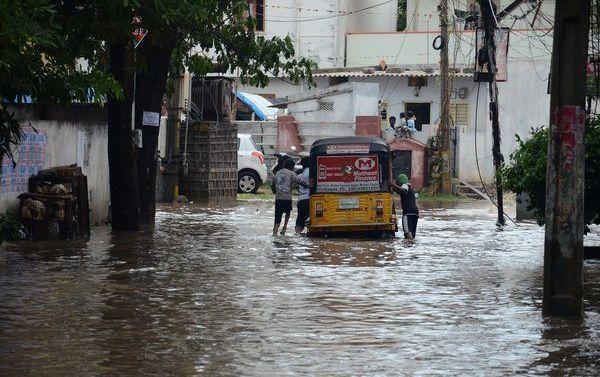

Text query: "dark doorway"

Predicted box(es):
[392, 150, 412, 179]
[405, 102, 431, 131]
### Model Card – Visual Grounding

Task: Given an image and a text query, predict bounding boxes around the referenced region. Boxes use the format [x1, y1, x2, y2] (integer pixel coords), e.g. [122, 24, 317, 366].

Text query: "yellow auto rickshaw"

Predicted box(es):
[307, 137, 398, 238]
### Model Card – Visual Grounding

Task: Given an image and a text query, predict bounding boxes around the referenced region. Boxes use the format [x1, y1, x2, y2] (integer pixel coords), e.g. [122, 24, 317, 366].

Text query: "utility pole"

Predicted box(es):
[438, 0, 452, 194]
[479, 0, 505, 226]
[543, 0, 590, 317]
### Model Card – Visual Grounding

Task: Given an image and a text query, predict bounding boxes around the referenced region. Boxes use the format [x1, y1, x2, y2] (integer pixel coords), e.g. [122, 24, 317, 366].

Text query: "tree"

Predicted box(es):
[2, 1, 314, 231]
[0, 0, 120, 165]
[397, 0, 407, 31]
[501, 117, 600, 232]
[104, 0, 315, 229]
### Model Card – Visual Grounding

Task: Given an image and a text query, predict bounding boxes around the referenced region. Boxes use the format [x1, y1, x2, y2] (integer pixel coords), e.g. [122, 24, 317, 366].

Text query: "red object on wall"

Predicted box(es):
[355, 116, 382, 137]
[388, 138, 427, 190]
[277, 115, 304, 153]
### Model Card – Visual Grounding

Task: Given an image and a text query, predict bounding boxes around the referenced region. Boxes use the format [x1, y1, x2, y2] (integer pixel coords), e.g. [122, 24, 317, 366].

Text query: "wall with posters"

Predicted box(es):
[1, 105, 168, 223]
[0, 105, 110, 224]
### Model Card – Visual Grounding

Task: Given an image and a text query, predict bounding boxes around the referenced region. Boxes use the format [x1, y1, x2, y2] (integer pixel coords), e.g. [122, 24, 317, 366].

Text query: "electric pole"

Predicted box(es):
[543, 0, 590, 317]
[438, 0, 452, 194]
[479, 0, 505, 226]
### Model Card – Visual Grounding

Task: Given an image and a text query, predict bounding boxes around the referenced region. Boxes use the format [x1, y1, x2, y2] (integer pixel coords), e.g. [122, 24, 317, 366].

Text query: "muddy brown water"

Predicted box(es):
[1, 200, 599, 376]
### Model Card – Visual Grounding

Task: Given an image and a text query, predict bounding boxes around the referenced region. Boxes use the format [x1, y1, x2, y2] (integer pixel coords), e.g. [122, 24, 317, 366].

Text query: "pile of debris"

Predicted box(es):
[18, 165, 90, 240]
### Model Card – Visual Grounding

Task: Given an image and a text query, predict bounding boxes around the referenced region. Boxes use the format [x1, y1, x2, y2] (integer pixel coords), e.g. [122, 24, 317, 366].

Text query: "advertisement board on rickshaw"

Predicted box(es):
[316, 155, 380, 193]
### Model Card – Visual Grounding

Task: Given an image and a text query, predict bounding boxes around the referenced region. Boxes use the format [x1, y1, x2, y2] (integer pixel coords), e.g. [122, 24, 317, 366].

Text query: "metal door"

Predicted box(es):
[392, 151, 412, 179]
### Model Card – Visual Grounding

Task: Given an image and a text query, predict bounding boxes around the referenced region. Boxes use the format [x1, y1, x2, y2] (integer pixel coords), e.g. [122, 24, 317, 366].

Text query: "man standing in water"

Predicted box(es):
[295, 156, 310, 234]
[392, 174, 419, 239]
[273, 158, 307, 236]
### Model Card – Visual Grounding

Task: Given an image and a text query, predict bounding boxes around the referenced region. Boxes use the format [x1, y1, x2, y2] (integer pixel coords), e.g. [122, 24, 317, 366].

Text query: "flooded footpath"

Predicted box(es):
[1, 199, 600, 376]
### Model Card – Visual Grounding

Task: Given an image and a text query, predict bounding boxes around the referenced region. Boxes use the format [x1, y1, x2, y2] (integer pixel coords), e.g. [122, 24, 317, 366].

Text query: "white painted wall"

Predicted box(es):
[346, 0, 397, 33]
[0, 119, 110, 224]
[216, 0, 556, 100]
[332, 72, 550, 183]
[1, 107, 169, 224]
[287, 82, 379, 123]
[346, 27, 551, 68]
[236, 77, 303, 98]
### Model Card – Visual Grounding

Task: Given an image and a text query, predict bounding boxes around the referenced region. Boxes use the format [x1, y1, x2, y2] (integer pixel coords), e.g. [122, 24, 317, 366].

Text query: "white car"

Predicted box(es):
[238, 134, 268, 194]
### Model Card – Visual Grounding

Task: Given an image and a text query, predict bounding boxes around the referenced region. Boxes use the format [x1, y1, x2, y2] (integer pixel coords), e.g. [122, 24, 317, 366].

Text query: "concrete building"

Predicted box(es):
[235, 0, 398, 98]
[232, 0, 554, 184]
[339, 0, 553, 183]
[283, 81, 380, 123]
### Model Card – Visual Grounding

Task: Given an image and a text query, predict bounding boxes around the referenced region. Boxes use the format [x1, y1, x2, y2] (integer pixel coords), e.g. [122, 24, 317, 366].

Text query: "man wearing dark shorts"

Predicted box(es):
[273, 158, 307, 236]
[392, 174, 419, 239]
[295, 157, 310, 234]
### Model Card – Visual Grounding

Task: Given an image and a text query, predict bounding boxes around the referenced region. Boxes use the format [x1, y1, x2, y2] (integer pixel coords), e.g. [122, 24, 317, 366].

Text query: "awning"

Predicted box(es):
[235, 91, 278, 121]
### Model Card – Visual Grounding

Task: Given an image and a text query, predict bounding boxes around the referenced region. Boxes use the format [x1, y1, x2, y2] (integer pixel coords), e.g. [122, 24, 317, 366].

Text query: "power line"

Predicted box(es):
[473, 82, 518, 226]
[263, 0, 397, 23]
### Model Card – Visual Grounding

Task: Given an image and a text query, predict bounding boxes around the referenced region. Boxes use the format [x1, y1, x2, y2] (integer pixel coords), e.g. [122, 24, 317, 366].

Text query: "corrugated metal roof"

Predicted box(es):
[313, 70, 472, 78]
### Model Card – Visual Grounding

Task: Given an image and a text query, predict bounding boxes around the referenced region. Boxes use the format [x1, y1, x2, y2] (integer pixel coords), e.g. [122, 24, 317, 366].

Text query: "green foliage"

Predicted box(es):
[588, 76, 600, 100]
[0, 0, 315, 164]
[501, 117, 600, 230]
[397, 0, 407, 31]
[0, 212, 23, 244]
[0, 0, 121, 164]
[161, 0, 316, 87]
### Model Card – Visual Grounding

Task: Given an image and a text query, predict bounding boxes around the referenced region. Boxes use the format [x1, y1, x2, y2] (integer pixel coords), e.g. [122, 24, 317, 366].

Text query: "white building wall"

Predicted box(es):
[320, 73, 548, 183]
[251, 0, 342, 69]
[1, 106, 169, 224]
[342, 76, 492, 182]
[0, 118, 110, 224]
[346, 0, 397, 33]
[287, 82, 379, 123]
[346, 27, 551, 68]
[236, 77, 303, 98]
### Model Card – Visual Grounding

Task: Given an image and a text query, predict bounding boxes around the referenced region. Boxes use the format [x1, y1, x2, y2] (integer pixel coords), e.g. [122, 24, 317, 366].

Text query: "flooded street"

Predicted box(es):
[1, 200, 600, 376]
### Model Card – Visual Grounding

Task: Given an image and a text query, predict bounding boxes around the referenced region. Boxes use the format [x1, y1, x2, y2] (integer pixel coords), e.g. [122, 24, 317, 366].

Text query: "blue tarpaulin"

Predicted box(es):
[236, 91, 278, 121]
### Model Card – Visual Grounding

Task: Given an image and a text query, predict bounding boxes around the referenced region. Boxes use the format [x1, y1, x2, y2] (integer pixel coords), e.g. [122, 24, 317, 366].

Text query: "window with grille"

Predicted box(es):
[247, 0, 265, 32]
[450, 103, 470, 127]
[318, 101, 334, 111]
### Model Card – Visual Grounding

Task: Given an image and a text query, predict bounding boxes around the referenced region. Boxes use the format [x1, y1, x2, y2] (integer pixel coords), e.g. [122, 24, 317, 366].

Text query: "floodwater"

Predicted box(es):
[1, 199, 599, 376]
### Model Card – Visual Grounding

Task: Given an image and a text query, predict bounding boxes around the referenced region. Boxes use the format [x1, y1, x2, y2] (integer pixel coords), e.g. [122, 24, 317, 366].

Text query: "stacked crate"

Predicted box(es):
[179, 121, 237, 200]
[18, 165, 90, 240]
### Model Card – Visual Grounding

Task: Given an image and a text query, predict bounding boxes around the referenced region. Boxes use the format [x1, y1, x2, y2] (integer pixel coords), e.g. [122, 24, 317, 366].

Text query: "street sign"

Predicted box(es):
[132, 27, 148, 48]
[142, 111, 160, 127]
[132, 15, 147, 48]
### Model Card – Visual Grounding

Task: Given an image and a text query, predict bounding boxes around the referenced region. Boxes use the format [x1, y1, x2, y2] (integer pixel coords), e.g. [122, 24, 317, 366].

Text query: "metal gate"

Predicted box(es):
[450, 126, 458, 178]
[392, 150, 412, 179]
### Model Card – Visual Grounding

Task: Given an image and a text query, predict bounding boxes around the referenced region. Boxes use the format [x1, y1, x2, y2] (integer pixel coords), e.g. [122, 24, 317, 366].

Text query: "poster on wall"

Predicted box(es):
[316, 155, 380, 193]
[1, 127, 48, 194]
[142, 111, 160, 126]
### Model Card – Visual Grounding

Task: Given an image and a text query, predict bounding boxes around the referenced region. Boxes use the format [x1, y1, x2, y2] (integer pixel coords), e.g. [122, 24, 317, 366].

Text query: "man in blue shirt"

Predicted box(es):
[406, 111, 418, 135]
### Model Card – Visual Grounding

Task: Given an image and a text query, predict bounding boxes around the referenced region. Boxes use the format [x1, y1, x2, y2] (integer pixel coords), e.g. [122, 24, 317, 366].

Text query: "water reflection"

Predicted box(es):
[0, 200, 598, 375]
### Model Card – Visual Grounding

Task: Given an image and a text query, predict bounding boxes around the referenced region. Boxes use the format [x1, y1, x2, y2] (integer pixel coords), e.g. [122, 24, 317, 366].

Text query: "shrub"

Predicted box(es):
[0, 213, 24, 244]
[501, 116, 600, 232]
